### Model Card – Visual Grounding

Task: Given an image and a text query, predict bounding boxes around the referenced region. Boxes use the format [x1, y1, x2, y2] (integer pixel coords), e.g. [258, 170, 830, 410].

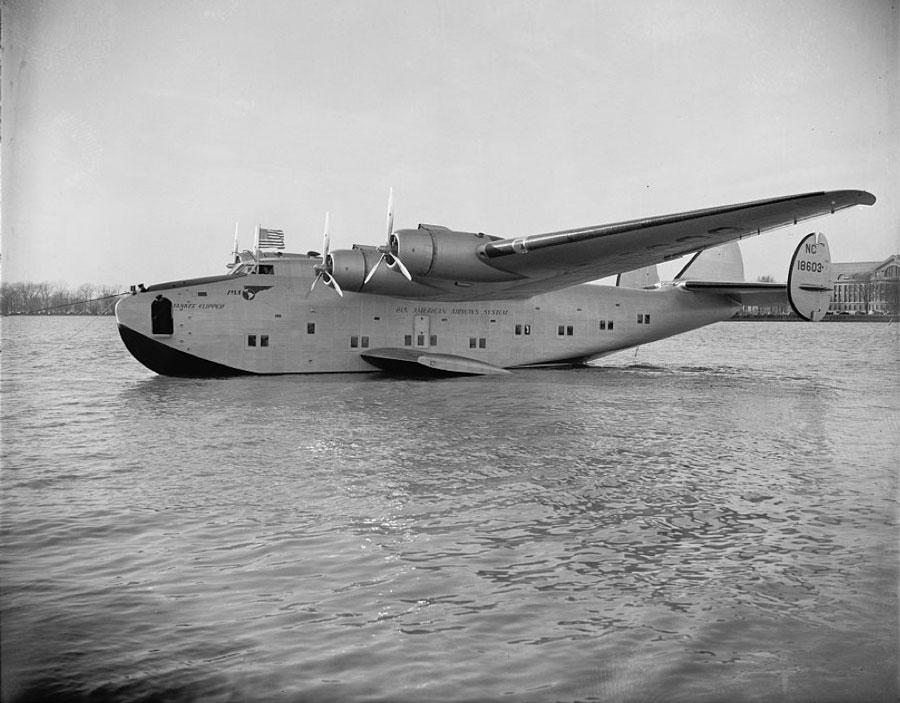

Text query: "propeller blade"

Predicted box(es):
[363, 189, 413, 285]
[390, 254, 413, 282]
[327, 274, 344, 297]
[385, 187, 394, 240]
[307, 274, 320, 297]
[363, 255, 383, 285]
[308, 211, 341, 298]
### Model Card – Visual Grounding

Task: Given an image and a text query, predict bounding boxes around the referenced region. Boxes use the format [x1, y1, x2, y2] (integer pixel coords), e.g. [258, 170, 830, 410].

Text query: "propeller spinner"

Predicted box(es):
[363, 187, 413, 285]
[309, 212, 343, 297]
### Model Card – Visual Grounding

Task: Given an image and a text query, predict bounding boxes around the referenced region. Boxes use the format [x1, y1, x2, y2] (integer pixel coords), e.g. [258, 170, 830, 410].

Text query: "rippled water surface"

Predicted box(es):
[2, 317, 898, 703]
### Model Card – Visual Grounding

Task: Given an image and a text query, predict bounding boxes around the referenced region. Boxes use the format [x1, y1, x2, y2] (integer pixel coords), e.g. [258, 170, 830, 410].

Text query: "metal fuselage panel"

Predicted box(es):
[115, 257, 737, 375]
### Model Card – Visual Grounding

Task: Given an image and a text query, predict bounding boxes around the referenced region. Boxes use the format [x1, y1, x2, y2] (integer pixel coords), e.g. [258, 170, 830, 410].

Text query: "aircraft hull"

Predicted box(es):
[115, 256, 738, 377]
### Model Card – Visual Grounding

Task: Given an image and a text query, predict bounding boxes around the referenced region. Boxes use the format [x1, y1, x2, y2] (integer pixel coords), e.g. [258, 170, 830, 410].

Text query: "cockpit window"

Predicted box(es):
[231, 263, 275, 276]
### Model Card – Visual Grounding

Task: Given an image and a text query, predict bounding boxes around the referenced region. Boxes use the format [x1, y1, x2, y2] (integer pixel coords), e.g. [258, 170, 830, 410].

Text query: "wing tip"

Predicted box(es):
[837, 189, 876, 206]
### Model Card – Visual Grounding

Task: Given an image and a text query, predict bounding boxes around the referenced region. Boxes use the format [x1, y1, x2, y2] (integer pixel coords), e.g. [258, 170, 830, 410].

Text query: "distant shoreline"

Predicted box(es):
[733, 314, 896, 323]
[1, 311, 116, 317]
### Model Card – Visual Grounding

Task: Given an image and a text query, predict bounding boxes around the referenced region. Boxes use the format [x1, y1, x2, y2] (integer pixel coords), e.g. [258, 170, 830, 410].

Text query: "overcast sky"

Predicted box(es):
[2, 0, 898, 288]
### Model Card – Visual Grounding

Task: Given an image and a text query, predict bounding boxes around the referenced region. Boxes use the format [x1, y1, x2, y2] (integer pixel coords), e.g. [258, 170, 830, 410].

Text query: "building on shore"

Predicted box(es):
[830, 255, 900, 314]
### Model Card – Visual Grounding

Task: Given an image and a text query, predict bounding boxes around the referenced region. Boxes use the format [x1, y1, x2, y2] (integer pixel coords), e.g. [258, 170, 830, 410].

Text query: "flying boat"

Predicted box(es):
[115, 189, 875, 376]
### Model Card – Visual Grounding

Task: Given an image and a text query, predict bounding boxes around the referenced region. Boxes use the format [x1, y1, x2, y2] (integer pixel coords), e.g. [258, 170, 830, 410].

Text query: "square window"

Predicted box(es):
[599, 320, 606, 330]
[645, 314, 650, 324]
[524, 324, 531, 335]
[361, 336, 369, 348]
[247, 334, 257, 347]
[307, 322, 316, 334]
[515, 324, 522, 335]
[429, 335, 437, 346]
[479, 338, 486, 349]
[350, 336, 359, 348]
[260, 335, 269, 347]
[558, 325, 565, 336]
[608, 321, 614, 330]
[566, 325, 574, 336]
[417, 334, 425, 346]
[637, 314, 644, 324]
[404, 335, 413, 346]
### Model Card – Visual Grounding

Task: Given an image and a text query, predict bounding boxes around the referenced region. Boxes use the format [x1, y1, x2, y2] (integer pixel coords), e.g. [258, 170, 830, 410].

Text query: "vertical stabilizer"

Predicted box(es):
[675, 241, 745, 282]
[788, 232, 832, 321]
[616, 265, 660, 288]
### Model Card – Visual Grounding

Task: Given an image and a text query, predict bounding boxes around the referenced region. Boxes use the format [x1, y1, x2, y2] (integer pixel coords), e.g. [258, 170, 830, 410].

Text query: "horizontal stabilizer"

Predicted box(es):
[361, 348, 511, 376]
[680, 280, 787, 306]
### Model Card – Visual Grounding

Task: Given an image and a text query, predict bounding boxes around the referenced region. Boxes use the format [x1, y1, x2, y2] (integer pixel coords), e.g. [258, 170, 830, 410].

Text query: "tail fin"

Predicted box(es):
[675, 241, 744, 282]
[788, 232, 832, 321]
[617, 264, 660, 288]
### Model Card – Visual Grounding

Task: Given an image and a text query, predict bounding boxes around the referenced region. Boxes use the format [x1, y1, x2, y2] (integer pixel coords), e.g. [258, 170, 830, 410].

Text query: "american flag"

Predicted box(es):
[258, 227, 285, 249]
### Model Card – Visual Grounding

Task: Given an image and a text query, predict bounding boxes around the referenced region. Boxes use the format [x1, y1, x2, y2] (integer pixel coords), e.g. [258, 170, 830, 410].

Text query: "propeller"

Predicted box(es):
[363, 187, 412, 285]
[309, 212, 343, 297]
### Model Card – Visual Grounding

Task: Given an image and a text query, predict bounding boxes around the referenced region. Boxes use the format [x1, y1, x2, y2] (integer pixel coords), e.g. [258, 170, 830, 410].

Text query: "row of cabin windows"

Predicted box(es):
[403, 335, 439, 346]
[296, 317, 641, 347]
[557, 321, 619, 335]
[350, 336, 370, 348]
[252, 320, 314, 345]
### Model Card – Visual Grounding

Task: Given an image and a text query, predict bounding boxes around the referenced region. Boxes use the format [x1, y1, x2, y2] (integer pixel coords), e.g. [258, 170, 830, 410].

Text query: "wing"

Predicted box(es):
[471, 189, 874, 298]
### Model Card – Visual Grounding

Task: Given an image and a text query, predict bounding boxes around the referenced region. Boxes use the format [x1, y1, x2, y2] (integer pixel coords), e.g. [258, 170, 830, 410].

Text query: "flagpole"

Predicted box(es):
[232, 223, 240, 263]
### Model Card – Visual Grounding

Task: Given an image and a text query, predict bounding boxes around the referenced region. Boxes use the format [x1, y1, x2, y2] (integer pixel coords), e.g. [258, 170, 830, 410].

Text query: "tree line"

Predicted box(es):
[1, 282, 124, 316]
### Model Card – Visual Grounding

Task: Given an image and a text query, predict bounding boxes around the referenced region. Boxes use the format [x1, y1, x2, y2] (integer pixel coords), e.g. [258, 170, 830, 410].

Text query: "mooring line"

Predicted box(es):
[15, 291, 128, 316]
[5, 294, 126, 360]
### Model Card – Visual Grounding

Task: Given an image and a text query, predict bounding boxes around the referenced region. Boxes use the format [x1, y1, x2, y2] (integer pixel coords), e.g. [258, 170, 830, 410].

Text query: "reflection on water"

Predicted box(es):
[1, 317, 898, 702]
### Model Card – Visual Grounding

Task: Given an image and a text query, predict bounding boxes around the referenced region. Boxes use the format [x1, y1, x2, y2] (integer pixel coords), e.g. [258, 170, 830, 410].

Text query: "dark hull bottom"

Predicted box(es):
[117, 324, 248, 377]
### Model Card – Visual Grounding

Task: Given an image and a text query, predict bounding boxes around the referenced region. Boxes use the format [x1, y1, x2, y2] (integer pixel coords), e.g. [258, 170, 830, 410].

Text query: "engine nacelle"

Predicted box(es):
[393, 227, 522, 282]
[327, 247, 438, 297]
[327, 248, 368, 292]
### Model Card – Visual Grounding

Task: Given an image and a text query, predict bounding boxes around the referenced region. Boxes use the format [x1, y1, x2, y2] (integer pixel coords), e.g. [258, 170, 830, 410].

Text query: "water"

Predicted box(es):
[2, 316, 898, 703]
